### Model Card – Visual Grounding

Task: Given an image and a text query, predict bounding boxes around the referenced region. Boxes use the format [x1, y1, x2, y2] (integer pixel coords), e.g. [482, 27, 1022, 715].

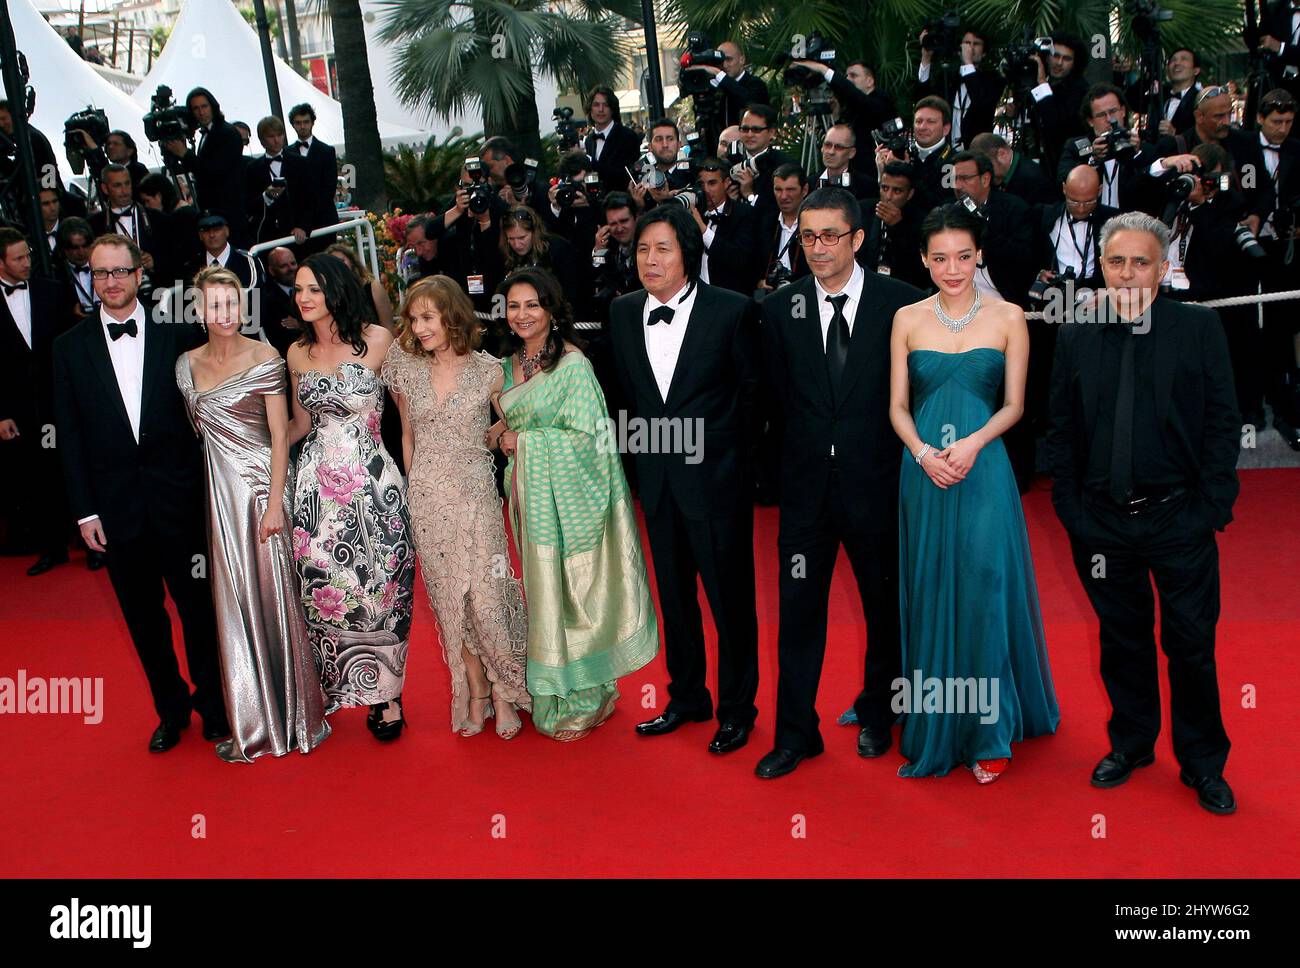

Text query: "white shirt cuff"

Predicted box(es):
[917, 63, 931, 83]
[709, 74, 723, 88]
[960, 64, 976, 77]
[1031, 82, 1052, 102]
[1149, 160, 1167, 176]
[77, 514, 100, 525]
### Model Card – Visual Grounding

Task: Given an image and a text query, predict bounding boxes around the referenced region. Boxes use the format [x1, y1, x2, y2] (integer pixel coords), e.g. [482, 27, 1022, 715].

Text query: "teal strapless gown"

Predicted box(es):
[897, 348, 1060, 777]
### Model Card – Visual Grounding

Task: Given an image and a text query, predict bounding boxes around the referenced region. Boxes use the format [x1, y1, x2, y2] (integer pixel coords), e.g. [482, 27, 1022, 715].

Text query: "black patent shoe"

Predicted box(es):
[367, 696, 406, 742]
[1090, 750, 1155, 788]
[149, 719, 189, 753]
[1180, 771, 1237, 815]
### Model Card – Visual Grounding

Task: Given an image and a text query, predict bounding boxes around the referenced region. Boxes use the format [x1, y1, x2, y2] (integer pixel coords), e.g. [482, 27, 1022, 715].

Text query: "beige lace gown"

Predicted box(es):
[381, 345, 531, 730]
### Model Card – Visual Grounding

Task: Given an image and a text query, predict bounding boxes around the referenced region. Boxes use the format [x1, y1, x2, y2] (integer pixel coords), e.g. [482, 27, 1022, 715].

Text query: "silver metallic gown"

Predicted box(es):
[177, 354, 331, 763]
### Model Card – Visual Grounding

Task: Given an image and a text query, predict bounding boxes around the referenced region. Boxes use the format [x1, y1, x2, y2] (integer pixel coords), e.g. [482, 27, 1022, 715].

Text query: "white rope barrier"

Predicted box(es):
[1025, 287, 1300, 320]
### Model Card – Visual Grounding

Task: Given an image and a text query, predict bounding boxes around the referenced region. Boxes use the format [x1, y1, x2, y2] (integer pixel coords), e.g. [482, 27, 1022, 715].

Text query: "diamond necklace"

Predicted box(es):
[933, 291, 982, 333]
[518, 344, 551, 380]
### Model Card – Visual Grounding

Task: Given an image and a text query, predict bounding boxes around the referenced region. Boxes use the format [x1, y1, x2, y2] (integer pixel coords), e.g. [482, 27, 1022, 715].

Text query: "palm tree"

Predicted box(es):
[377, 0, 640, 162]
[329, 0, 388, 211]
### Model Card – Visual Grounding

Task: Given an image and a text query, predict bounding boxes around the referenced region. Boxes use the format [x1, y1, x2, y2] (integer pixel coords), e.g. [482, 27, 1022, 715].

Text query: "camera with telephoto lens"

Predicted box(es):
[553, 106, 585, 151]
[765, 261, 794, 289]
[64, 108, 109, 157]
[1127, 0, 1174, 41]
[665, 190, 699, 211]
[921, 11, 962, 59]
[679, 31, 727, 97]
[461, 157, 495, 214]
[1103, 119, 1137, 162]
[555, 173, 602, 209]
[779, 32, 837, 89]
[1000, 32, 1054, 88]
[142, 86, 193, 143]
[505, 158, 539, 196]
[1029, 264, 1077, 302]
[873, 118, 910, 158]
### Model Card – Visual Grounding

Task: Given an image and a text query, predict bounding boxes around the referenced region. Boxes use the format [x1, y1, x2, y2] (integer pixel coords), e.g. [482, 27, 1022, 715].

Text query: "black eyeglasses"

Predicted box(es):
[90, 267, 138, 280]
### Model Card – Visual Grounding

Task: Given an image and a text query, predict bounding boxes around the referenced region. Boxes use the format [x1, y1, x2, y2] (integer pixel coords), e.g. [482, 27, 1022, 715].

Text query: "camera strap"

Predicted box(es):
[1053, 215, 1093, 276]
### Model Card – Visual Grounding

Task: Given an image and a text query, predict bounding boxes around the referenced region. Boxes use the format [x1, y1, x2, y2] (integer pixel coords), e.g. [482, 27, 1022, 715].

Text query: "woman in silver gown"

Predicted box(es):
[176, 267, 330, 763]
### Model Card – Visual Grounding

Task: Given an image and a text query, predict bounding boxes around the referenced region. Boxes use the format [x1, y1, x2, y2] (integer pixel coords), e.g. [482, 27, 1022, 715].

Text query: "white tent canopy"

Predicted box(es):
[11, 0, 161, 181]
[132, 0, 428, 153]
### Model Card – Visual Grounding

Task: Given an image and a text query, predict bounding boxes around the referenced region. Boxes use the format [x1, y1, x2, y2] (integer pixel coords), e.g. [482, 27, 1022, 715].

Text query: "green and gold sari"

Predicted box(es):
[499, 351, 659, 739]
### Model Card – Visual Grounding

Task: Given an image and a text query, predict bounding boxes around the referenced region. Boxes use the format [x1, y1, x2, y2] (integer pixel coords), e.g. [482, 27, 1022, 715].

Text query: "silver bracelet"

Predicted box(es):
[914, 444, 932, 464]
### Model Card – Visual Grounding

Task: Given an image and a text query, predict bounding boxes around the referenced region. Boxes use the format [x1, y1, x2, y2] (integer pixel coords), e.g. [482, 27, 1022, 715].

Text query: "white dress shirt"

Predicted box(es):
[207, 243, 232, 268]
[1053, 212, 1096, 279]
[699, 203, 727, 283]
[110, 205, 138, 243]
[3, 280, 32, 349]
[814, 263, 864, 454]
[1098, 157, 1121, 210]
[1163, 82, 1199, 121]
[590, 121, 614, 161]
[297, 135, 315, 157]
[642, 280, 697, 402]
[776, 212, 799, 270]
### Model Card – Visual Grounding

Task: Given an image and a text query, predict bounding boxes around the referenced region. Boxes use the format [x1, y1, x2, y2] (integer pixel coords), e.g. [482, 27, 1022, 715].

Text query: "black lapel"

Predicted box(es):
[664, 283, 713, 409]
[1078, 319, 1104, 432]
[621, 290, 657, 404]
[833, 271, 882, 405]
[84, 315, 136, 441]
[1152, 298, 1175, 428]
[138, 304, 169, 430]
[790, 276, 833, 408]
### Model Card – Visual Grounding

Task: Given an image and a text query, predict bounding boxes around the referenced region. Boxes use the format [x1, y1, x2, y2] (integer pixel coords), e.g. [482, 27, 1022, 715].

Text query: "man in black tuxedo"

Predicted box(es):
[684, 40, 770, 131]
[914, 27, 1003, 149]
[692, 158, 762, 295]
[57, 219, 99, 322]
[253, 246, 303, 357]
[611, 205, 762, 753]
[1032, 166, 1117, 294]
[861, 161, 929, 291]
[755, 187, 922, 778]
[1047, 211, 1240, 815]
[951, 151, 1036, 306]
[1027, 34, 1090, 175]
[878, 96, 955, 220]
[969, 132, 1057, 207]
[1055, 85, 1158, 213]
[184, 88, 249, 247]
[1259, 2, 1300, 101]
[185, 212, 264, 289]
[758, 162, 811, 290]
[51, 235, 227, 752]
[581, 86, 642, 200]
[813, 124, 873, 201]
[1131, 47, 1202, 139]
[247, 116, 310, 246]
[730, 104, 796, 236]
[0, 228, 70, 575]
[288, 103, 340, 253]
[90, 164, 175, 293]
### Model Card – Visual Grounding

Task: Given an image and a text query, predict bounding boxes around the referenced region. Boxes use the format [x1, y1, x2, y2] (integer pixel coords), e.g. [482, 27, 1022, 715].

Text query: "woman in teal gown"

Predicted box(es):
[887, 203, 1059, 782]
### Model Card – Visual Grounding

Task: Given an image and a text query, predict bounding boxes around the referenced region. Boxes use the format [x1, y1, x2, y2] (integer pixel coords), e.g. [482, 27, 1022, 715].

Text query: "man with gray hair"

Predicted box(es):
[1046, 209, 1242, 815]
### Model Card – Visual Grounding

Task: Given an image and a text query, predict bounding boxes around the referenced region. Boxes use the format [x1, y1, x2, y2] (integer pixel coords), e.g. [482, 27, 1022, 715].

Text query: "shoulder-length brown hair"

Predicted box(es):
[498, 206, 551, 271]
[495, 267, 584, 374]
[397, 274, 483, 357]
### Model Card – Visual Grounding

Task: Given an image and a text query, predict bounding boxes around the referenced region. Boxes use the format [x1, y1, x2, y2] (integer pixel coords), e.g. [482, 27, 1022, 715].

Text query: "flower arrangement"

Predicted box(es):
[364, 208, 407, 306]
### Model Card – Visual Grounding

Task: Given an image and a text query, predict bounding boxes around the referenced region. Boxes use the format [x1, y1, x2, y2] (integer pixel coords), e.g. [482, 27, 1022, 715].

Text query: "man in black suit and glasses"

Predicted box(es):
[611, 206, 762, 754]
[52, 234, 227, 753]
[1047, 211, 1241, 815]
[756, 186, 922, 778]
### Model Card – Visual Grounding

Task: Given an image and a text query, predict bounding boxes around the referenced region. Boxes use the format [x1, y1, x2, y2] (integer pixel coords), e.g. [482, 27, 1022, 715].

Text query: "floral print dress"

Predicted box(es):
[291, 360, 415, 709]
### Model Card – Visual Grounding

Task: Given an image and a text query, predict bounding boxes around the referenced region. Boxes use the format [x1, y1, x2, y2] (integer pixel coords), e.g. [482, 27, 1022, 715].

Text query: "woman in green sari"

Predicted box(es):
[487, 267, 659, 740]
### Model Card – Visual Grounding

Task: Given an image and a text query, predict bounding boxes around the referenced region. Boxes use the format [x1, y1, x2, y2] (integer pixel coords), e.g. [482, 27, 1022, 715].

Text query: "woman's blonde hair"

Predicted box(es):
[193, 266, 247, 329]
[396, 275, 483, 356]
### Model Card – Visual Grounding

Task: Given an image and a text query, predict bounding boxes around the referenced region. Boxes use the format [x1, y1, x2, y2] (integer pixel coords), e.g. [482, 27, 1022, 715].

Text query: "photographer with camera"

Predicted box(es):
[485, 206, 587, 317]
[1155, 143, 1251, 301]
[545, 152, 602, 252]
[758, 162, 810, 291]
[245, 116, 310, 246]
[915, 24, 1002, 149]
[69, 123, 149, 200]
[950, 150, 1036, 306]
[729, 104, 795, 235]
[0, 100, 83, 226]
[89, 163, 178, 291]
[876, 96, 955, 220]
[581, 87, 641, 197]
[591, 191, 641, 320]
[691, 158, 763, 295]
[1026, 33, 1090, 173]
[1127, 47, 1202, 138]
[432, 157, 509, 318]
[174, 88, 249, 247]
[401, 214, 442, 282]
[684, 41, 770, 131]
[860, 161, 929, 292]
[628, 119, 696, 211]
[1031, 165, 1117, 296]
[787, 56, 897, 191]
[969, 132, 1057, 206]
[814, 124, 872, 201]
[1056, 84, 1157, 212]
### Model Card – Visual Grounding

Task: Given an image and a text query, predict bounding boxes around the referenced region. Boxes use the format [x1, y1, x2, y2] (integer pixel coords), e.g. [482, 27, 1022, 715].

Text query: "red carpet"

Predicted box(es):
[2, 470, 1297, 878]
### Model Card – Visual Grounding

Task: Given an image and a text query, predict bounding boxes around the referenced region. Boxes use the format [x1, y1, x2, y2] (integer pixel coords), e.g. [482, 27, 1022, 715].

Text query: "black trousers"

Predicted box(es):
[643, 490, 759, 726]
[5, 431, 68, 557]
[1068, 491, 1230, 776]
[774, 466, 901, 752]
[103, 519, 224, 727]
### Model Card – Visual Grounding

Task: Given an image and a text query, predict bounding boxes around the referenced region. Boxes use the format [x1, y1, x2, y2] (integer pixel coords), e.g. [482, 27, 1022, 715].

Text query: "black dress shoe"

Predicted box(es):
[86, 551, 107, 571]
[755, 747, 820, 779]
[27, 552, 69, 576]
[148, 719, 189, 753]
[367, 696, 406, 742]
[635, 708, 711, 737]
[1180, 771, 1237, 815]
[857, 726, 892, 758]
[201, 718, 232, 741]
[708, 722, 752, 754]
[1090, 750, 1155, 788]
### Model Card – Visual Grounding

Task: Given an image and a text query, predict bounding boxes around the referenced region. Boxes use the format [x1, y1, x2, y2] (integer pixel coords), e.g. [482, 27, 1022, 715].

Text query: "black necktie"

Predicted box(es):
[1109, 323, 1137, 503]
[107, 318, 138, 341]
[2, 281, 27, 295]
[825, 293, 850, 396]
[648, 306, 674, 326]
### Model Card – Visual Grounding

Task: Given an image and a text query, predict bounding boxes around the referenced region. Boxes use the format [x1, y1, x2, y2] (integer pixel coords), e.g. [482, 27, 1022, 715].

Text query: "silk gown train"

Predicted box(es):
[177, 354, 331, 762]
[897, 348, 1060, 777]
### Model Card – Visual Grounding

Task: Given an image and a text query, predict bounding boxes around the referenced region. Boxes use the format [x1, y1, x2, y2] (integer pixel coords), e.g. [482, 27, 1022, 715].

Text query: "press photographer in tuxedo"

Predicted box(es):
[52, 234, 227, 752]
[756, 186, 922, 778]
[184, 88, 249, 247]
[914, 26, 1002, 149]
[611, 205, 762, 753]
[693, 159, 763, 295]
[582, 86, 642, 197]
[288, 103, 340, 252]
[247, 116, 310, 246]
[1046, 211, 1240, 815]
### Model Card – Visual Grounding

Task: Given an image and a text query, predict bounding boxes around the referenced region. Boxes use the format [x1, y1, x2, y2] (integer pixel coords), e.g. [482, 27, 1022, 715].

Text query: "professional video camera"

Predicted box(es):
[143, 86, 193, 143]
[461, 156, 495, 214]
[921, 10, 963, 60]
[678, 31, 727, 97]
[64, 107, 109, 157]
[554, 173, 602, 209]
[1000, 32, 1055, 88]
[1127, 0, 1173, 41]
[553, 106, 585, 151]
[872, 118, 910, 157]
[779, 32, 837, 89]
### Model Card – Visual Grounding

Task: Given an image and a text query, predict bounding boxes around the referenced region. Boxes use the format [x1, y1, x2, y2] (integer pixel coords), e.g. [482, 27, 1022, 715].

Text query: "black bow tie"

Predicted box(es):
[1263, 143, 1281, 153]
[593, 131, 606, 141]
[107, 318, 138, 341]
[2, 281, 27, 295]
[297, 140, 310, 150]
[112, 208, 132, 217]
[647, 306, 675, 326]
[268, 154, 283, 162]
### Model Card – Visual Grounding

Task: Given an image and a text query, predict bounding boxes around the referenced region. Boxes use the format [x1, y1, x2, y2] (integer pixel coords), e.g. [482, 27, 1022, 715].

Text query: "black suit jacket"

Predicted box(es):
[759, 270, 922, 533]
[246, 151, 311, 243]
[610, 282, 761, 519]
[1232, 132, 1300, 227]
[189, 121, 248, 243]
[89, 205, 179, 288]
[717, 72, 771, 130]
[1034, 73, 1089, 172]
[1046, 296, 1240, 535]
[51, 304, 206, 542]
[0, 278, 66, 433]
[861, 203, 929, 292]
[584, 124, 642, 196]
[293, 138, 340, 233]
[827, 71, 898, 191]
[254, 281, 302, 357]
[704, 199, 762, 294]
[1002, 154, 1058, 207]
[910, 142, 957, 218]
[975, 190, 1037, 306]
[759, 216, 810, 287]
[916, 66, 1002, 146]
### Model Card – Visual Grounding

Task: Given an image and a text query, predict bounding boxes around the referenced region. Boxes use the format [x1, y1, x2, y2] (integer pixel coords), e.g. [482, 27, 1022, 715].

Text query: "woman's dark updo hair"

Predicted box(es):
[495, 267, 585, 374]
[919, 202, 985, 254]
[295, 253, 370, 358]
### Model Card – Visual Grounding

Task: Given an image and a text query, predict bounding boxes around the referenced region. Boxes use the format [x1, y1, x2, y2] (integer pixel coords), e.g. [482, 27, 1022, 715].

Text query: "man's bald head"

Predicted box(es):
[267, 246, 297, 285]
[1063, 165, 1102, 218]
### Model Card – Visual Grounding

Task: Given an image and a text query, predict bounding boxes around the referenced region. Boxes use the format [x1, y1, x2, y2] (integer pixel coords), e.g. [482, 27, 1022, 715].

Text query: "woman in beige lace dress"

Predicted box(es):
[382, 275, 531, 739]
